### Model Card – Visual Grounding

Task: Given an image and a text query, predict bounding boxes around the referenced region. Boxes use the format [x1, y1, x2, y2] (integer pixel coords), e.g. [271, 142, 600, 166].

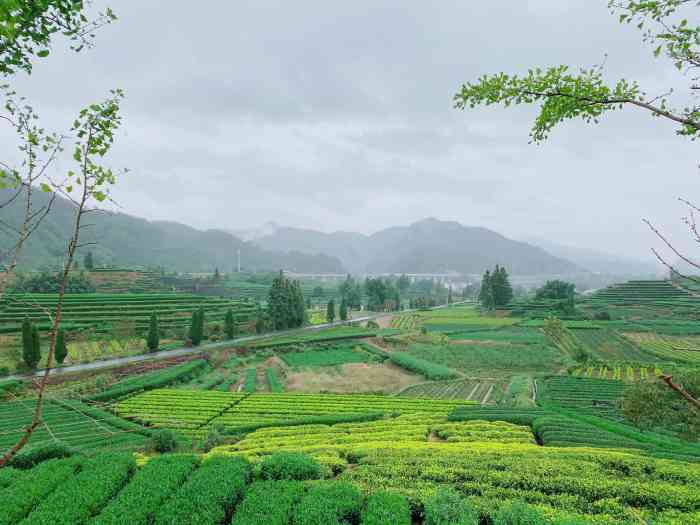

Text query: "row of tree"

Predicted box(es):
[20, 320, 67, 369]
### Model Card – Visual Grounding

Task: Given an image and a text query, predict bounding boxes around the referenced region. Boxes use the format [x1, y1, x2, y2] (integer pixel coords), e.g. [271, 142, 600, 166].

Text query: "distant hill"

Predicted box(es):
[521, 237, 662, 276]
[0, 189, 344, 273]
[256, 218, 580, 275]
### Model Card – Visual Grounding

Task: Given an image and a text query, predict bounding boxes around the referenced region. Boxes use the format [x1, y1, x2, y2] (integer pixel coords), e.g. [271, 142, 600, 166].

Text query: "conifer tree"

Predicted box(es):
[189, 308, 204, 346]
[55, 328, 67, 364]
[326, 299, 336, 323]
[21, 318, 39, 368]
[478, 270, 495, 310]
[147, 312, 159, 352]
[339, 298, 348, 321]
[224, 308, 236, 339]
[84, 251, 94, 270]
[25, 326, 41, 369]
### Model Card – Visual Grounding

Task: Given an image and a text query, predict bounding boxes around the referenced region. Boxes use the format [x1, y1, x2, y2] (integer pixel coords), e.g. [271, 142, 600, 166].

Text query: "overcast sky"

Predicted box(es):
[4, 1, 699, 260]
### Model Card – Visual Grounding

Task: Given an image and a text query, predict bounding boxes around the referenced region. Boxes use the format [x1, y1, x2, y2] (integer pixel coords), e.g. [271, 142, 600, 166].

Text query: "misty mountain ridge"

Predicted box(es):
[255, 217, 582, 275]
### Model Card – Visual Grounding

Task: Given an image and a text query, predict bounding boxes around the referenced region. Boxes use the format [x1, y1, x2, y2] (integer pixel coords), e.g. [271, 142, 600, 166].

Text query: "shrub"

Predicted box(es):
[362, 491, 412, 525]
[93, 455, 198, 525]
[491, 501, 547, 525]
[55, 328, 67, 364]
[388, 352, 459, 380]
[231, 480, 304, 525]
[0, 378, 24, 400]
[594, 311, 612, 321]
[201, 425, 226, 452]
[292, 482, 362, 525]
[7, 443, 74, 469]
[149, 428, 178, 453]
[424, 488, 478, 525]
[260, 452, 322, 481]
[154, 456, 250, 525]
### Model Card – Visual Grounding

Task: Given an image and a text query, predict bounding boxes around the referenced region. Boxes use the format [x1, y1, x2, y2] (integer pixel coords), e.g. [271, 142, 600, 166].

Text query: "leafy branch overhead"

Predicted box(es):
[454, 1, 700, 141]
[0, 0, 117, 75]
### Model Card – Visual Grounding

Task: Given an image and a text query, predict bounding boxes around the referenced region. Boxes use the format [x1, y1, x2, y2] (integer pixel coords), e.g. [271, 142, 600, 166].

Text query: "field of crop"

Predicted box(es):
[449, 406, 700, 462]
[418, 305, 519, 332]
[279, 342, 376, 367]
[8, 442, 700, 524]
[398, 379, 498, 403]
[390, 312, 421, 330]
[586, 279, 700, 307]
[211, 414, 535, 458]
[0, 398, 149, 453]
[0, 292, 256, 335]
[538, 376, 626, 419]
[623, 332, 700, 364]
[572, 364, 663, 381]
[245, 326, 381, 349]
[571, 328, 657, 362]
[117, 390, 470, 434]
[446, 326, 547, 343]
[405, 341, 565, 373]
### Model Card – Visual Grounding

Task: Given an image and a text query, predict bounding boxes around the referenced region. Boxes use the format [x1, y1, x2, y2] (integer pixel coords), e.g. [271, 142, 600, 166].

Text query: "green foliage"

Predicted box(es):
[365, 277, 401, 311]
[189, 306, 204, 346]
[148, 428, 178, 453]
[146, 312, 159, 352]
[0, 378, 24, 399]
[338, 274, 362, 308]
[478, 270, 495, 310]
[479, 265, 513, 309]
[292, 482, 362, 525]
[326, 298, 336, 323]
[280, 342, 373, 367]
[388, 351, 460, 380]
[361, 491, 412, 525]
[268, 271, 306, 330]
[266, 367, 283, 392]
[154, 456, 250, 525]
[0, 1, 117, 75]
[22, 453, 135, 525]
[231, 480, 304, 525]
[0, 456, 82, 524]
[9, 271, 95, 293]
[423, 488, 478, 525]
[224, 307, 237, 339]
[260, 452, 322, 481]
[21, 317, 40, 368]
[621, 370, 700, 440]
[54, 328, 67, 364]
[243, 368, 257, 393]
[536, 280, 576, 301]
[87, 359, 207, 402]
[491, 500, 546, 525]
[93, 455, 198, 525]
[339, 297, 348, 321]
[5, 442, 73, 469]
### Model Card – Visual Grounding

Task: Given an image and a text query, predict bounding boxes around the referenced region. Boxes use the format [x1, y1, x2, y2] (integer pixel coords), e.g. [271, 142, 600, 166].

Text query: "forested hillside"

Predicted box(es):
[0, 189, 344, 273]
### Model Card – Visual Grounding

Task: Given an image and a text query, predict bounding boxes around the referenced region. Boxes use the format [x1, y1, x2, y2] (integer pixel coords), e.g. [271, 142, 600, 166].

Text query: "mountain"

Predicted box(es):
[521, 237, 662, 276]
[0, 189, 344, 273]
[256, 218, 581, 275]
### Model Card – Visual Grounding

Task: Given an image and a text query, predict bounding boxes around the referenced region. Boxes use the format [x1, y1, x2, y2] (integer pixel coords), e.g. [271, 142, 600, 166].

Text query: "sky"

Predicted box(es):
[3, 0, 699, 261]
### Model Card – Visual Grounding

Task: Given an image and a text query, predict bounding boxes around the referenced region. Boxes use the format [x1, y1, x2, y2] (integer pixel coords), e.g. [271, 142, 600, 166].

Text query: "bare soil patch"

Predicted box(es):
[285, 362, 423, 394]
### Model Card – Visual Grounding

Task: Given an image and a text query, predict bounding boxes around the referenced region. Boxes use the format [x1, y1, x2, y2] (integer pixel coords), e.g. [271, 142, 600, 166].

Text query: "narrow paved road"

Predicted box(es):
[4, 301, 468, 382]
[3, 313, 393, 382]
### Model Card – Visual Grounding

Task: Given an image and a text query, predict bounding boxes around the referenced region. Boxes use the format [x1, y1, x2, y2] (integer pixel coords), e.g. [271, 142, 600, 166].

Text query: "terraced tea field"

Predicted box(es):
[571, 328, 657, 362]
[398, 379, 499, 403]
[623, 332, 700, 364]
[0, 399, 148, 453]
[0, 293, 256, 334]
[116, 389, 471, 435]
[538, 376, 626, 419]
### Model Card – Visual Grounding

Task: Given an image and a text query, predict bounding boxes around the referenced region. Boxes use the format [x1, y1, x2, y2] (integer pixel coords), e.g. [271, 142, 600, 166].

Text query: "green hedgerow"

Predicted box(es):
[260, 452, 322, 481]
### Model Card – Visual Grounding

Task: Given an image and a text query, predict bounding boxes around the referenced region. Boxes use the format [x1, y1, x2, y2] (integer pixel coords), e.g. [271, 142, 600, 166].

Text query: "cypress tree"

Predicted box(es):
[326, 299, 336, 323]
[197, 306, 205, 344]
[21, 318, 38, 368]
[55, 328, 67, 364]
[224, 308, 235, 339]
[190, 309, 203, 346]
[478, 270, 495, 310]
[26, 326, 41, 369]
[147, 312, 160, 352]
[339, 298, 348, 321]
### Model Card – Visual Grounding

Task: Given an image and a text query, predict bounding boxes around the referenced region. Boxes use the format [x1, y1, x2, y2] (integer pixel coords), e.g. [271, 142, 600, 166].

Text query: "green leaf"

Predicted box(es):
[37, 50, 50, 58]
